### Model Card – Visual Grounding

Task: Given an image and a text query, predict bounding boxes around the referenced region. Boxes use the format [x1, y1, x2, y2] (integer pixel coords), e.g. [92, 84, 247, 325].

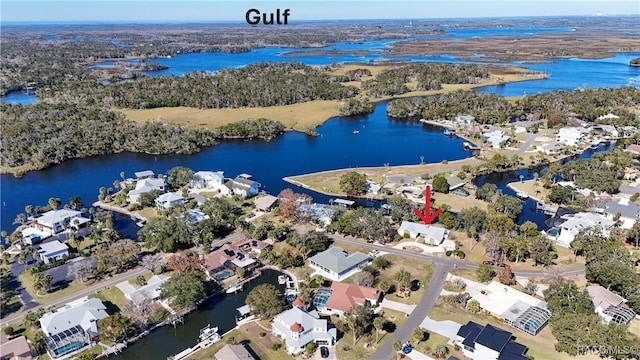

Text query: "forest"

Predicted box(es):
[387, 87, 640, 124]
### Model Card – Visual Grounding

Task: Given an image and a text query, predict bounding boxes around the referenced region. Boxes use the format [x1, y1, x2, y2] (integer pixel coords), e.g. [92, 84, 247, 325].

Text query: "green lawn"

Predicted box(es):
[19, 270, 88, 303]
[413, 332, 457, 359]
[88, 286, 127, 313]
[128, 271, 153, 285]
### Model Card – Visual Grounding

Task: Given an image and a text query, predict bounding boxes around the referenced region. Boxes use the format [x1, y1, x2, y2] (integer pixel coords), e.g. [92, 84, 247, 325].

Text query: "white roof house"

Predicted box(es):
[536, 140, 564, 155]
[36, 209, 84, 234]
[191, 171, 225, 190]
[155, 191, 187, 210]
[127, 177, 166, 204]
[134, 170, 155, 179]
[308, 247, 370, 281]
[454, 115, 475, 125]
[471, 281, 551, 335]
[117, 274, 170, 304]
[587, 284, 636, 325]
[483, 130, 510, 149]
[594, 198, 640, 229]
[556, 127, 584, 146]
[398, 221, 447, 245]
[271, 307, 336, 354]
[547, 212, 614, 248]
[40, 298, 109, 358]
[37, 240, 69, 264]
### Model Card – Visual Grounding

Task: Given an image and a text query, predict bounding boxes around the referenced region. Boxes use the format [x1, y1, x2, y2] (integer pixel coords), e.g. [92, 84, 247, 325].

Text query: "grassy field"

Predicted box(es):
[19, 270, 88, 303]
[191, 321, 292, 360]
[429, 300, 600, 360]
[119, 65, 545, 133]
[508, 179, 550, 203]
[88, 285, 128, 312]
[413, 331, 457, 359]
[335, 308, 409, 360]
[284, 158, 482, 197]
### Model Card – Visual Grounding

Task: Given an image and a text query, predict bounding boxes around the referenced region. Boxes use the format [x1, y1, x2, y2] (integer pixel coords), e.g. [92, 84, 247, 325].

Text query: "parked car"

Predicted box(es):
[482, 260, 494, 265]
[320, 346, 329, 358]
[497, 262, 507, 268]
[402, 345, 413, 354]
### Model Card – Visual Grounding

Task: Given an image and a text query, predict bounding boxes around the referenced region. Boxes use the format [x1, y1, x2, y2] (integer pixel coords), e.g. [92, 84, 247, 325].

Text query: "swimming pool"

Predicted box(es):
[312, 287, 333, 309]
[216, 270, 233, 281]
[53, 341, 86, 357]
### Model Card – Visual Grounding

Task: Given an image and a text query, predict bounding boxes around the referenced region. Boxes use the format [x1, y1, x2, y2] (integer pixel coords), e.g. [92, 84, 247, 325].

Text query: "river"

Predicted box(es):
[111, 269, 285, 360]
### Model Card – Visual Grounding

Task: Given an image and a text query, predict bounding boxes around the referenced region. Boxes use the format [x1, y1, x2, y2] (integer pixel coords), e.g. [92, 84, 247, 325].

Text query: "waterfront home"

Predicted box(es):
[454, 114, 475, 125]
[587, 284, 636, 325]
[299, 203, 338, 226]
[313, 282, 381, 317]
[39, 298, 109, 359]
[556, 127, 585, 146]
[272, 307, 336, 354]
[594, 198, 640, 229]
[254, 194, 278, 212]
[134, 170, 155, 179]
[366, 180, 382, 195]
[203, 244, 259, 281]
[214, 344, 256, 360]
[308, 247, 370, 281]
[182, 208, 210, 224]
[397, 221, 447, 245]
[36, 240, 69, 264]
[511, 120, 538, 134]
[333, 198, 355, 208]
[0, 334, 34, 360]
[546, 212, 614, 248]
[592, 124, 619, 138]
[127, 177, 166, 204]
[155, 191, 187, 210]
[117, 274, 170, 304]
[482, 130, 510, 149]
[455, 321, 529, 360]
[535, 140, 563, 155]
[34, 209, 86, 235]
[226, 176, 260, 198]
[470, 281, 550, 335]
[626, 144, 640, 155]
[236, 239, 273, 257]
[446, 175, 466, 191]
[191, 171, 225, 190]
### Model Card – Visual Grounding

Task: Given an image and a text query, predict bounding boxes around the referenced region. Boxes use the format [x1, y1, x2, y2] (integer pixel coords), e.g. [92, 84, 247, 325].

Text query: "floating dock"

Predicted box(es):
[169, 325, 220, 360]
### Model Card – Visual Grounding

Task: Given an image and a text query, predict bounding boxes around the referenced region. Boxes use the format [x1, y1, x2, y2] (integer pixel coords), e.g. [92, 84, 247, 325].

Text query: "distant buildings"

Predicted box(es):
[39, 298, 109, 358]
[308, 247, 370, 281]
[455, 321, 529, 360]
[271, 307, 336, 354]
[483, 130, 510, 149]
[626, 144, 640, 155]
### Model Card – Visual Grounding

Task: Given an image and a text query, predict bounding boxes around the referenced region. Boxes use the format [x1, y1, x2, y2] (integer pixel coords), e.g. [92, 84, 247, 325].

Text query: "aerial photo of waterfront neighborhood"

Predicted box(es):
[1, 1, 640, 360]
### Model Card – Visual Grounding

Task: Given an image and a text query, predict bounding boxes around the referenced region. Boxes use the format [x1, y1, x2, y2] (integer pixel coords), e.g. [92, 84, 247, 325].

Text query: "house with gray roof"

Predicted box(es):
[191, 171, 225, 190]
[225, 176, 260, 198]
[117, 274, 170, 304]
[214, 344, 256, 360]
[39, 298, 109, 359]
[36, 209, 86, 235]
[127, 177, 165, 204]
[271, 307, 336, 354]
[37, 240, 69, 264]
[397, 221, 447, 245]
[594, 198, 640, 229]
[155, 191, 187, 210]
[134, 170, 155, 179]
[308, 247, 370, 281]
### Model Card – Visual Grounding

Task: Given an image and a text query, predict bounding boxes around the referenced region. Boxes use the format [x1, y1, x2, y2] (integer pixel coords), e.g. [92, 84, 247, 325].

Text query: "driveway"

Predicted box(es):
[315, 345, 336, 360]
[381, 298, 416, 315]
[419, 316, 461, 343]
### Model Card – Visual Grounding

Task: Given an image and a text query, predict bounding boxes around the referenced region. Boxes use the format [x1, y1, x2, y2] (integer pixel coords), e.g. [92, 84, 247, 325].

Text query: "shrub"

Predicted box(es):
[3, 326, 14, 336]
[455, 250, 466, 259]
[445, 250, 453, 257]
[271, 343, 282, 350]
[403, 231, 410, 238]
[259, 332, 266, 337]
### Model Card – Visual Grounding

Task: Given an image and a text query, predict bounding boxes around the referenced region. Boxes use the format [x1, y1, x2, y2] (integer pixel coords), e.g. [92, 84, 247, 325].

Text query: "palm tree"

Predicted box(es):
[120, 171, 126, 181]
[392, 340, 403, 352]
[24, 205, 33, 219]
[373, 317, 385, 344]
[519, 174, 524, 183]
[433, 344, 449, 359]
[34, 273, 53, 296]
[345, 313, 358, 345]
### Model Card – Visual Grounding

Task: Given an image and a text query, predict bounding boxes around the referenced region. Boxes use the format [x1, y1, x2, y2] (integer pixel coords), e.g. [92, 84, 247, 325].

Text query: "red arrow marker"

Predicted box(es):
[413, 185, 441, 225]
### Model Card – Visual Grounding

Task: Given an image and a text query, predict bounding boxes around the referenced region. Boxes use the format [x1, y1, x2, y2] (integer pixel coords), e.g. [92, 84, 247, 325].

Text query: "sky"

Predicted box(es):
[1, 0, 638, 23]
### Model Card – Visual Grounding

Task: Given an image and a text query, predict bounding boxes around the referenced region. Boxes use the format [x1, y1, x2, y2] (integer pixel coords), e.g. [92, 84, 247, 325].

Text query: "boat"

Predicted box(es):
[462, 141, 481, 151]
[516, 191, 529, 199]
[226, 283, 243, 294]
[443, 128, 455, 136]
[588, 141, 599, 150]
[353, 130, 360, 134]
[199, 324, 219, 342]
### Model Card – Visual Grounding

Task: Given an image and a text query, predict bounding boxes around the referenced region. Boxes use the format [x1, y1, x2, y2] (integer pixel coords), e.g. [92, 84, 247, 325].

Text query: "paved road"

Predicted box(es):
[369, 263, 453, 360]
[513, 132, 540, 156]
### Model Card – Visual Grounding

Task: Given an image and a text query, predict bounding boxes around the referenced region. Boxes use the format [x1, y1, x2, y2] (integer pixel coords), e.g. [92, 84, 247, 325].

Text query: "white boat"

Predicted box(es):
[353, 130, 360, 134]
[589, 141, 599, 149]
[516, 191, 529, 199]
[226, 283, 243, 294]
[199, 324, 219, 341]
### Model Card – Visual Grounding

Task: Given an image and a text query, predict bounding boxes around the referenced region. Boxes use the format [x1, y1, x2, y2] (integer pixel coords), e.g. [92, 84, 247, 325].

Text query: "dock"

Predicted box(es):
[168, 325, 220, 360]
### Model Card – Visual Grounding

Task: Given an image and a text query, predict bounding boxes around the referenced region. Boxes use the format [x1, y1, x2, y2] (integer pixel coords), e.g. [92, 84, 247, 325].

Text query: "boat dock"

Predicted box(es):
[462, 141, 481, 151]
[169, 325, 220, 360]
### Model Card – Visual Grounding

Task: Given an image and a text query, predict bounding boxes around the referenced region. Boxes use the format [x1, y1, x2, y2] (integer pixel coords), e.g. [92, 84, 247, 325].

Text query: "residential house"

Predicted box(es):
[446, 175, 466, 191]
[316, 282, 381, 317]
[455, 321, 529, 360]
[155, 191, 187, 210]
[624, 167, 639, 181]
[36, 240, 69, 264]
[191, 171, 225, 190]
[203, 244, 259, 281]
[299, 203, 338, 226]
[545, 212, 614, 248]
[271, 307, 336, 354]
[594, 198, 640, 229]
[626, 144, 640, 155]
[127, 177, 166, 204]
[229, 177, 260, 198]
[35, 209, 86, 235]
[0, 335, 34, 360]
[117, 275, 170, 304]
[182, 209, 210, 224]
[587, 285, 637, 325]
[592, 124, 619, 138]
[214, 344, 256, 360]
[308, 247, 370, 281]
[470, 281, 551, 335]
[236, 239, 273, 257]
[254, 195, 278, 212]
[483, 130, 510, 149]
[596, 113, 620, 122]
[134, 170, 155, 179]
[454, 115, 475, 125]
[536, 140, 563, 155]
[556, 127, 584, 146]
[397, 221, 447, 245]
[511, 120, 538, 134]
[39, 298, 109, 359]
[366, 180, 382, 195]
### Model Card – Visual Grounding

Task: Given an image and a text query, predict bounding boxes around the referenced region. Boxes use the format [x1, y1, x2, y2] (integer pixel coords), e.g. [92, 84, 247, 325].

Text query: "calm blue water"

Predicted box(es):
[0, 101, 471, 235]
[0, 91, 38, 105]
